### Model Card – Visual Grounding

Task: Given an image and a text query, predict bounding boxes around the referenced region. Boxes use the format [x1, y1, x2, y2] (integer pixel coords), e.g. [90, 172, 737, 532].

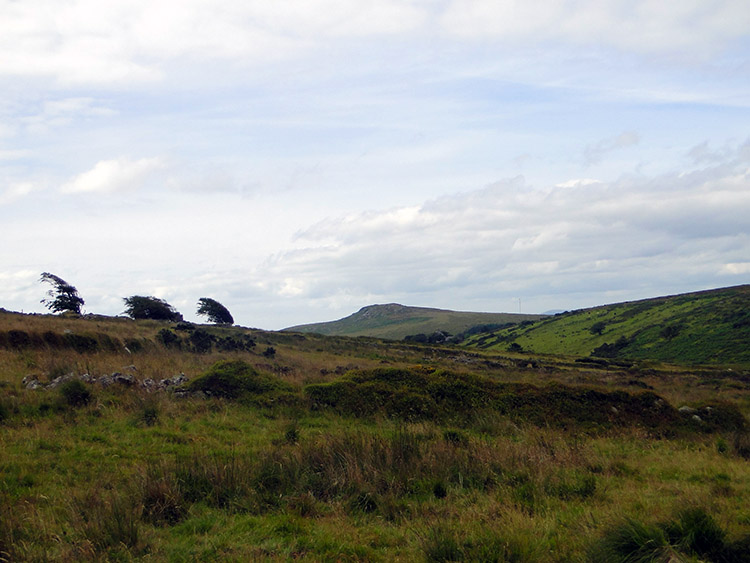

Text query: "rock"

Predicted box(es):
[124, 364, 138, 372]
[140, 378, 157, 391]
[113, 373, 136, 386]
[97, 374, 116, 387]
[47, 373, 77, 389]
[692, 414, 702, 422]
[22, 375, 44, 390]
[610, 406, 619, 414]
[159, 373, 188, 388]
[679, 406, 697, 413]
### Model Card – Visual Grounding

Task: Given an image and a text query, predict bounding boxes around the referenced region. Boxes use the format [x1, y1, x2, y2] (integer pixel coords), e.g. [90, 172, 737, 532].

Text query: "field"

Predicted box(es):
[464, 285, 750, 366]
[284, 303, 544, 340]
[2, 309, 750, 561]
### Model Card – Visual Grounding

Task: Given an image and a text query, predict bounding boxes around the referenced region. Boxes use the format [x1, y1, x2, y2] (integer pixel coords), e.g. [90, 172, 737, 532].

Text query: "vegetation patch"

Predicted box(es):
[184, 360, 294, 402]
[592, 507, 750, 562]
[305, 367, 742, 432]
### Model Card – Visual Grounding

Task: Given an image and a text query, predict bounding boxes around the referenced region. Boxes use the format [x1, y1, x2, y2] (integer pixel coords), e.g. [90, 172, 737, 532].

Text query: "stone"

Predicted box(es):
[22, 375, 44, 390]
[46, 373, 77, 389]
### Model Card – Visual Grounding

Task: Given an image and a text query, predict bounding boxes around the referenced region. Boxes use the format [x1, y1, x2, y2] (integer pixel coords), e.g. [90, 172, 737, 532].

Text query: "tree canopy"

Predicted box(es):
[39, 272, 85, 314]
[123, 296, 183, 321]
[196, 297, 234, 325]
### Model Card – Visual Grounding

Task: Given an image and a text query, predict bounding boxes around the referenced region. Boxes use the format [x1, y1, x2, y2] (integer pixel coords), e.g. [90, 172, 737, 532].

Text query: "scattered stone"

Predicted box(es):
[140, 378, 157, 391]
[47, 373, 77, 389]
[22, 375, 44, 390]
[610, 406, 619, 414]
[692, 414, 702, 422]
[124, 364, 138, 371]
[679, 406, 697, 413]
[113, 373, 136, 386]
[159, 373, 188, 388]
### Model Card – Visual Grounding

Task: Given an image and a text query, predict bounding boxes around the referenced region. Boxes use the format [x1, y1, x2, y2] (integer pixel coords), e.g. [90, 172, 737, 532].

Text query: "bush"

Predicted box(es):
[189, 328, 214, 353]
[60, 379, 92, 407]
[185, 360, 291, 400]
[156, 328, 181, 349]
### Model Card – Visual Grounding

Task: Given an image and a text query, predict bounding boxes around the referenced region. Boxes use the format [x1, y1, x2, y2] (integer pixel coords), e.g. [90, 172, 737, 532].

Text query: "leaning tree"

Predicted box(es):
[196, 297, 234, 325]
[123, 295, 183, 321]
[39, 272, 85, 314]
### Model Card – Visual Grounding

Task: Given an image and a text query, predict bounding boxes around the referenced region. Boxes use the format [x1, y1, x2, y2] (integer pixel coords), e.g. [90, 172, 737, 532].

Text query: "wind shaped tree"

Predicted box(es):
[196, 297, 234, 325]
[40, 272, 85, 314]
[123, 296, 183, 322]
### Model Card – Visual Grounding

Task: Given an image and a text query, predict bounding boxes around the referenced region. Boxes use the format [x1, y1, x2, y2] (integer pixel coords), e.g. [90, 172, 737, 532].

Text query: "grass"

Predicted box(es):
[1, 309, 750, 560]
[465, 284, 750, 366]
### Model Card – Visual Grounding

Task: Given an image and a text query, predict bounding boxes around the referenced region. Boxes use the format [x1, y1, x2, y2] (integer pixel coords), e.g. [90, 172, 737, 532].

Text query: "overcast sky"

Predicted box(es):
[1, 1, 749, 329]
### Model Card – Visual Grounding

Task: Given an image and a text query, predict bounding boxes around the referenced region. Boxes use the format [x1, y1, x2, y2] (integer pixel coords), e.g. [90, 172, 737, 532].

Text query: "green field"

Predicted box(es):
[464, 285, 750, 366]
[2, 301, 750, 561]
[285, 303, 544, 340]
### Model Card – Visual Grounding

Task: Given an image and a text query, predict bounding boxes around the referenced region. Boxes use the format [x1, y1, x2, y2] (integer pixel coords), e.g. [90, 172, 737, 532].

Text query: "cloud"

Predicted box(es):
[1, 1, 747, 86]
[584, 131, 640, 165]
[0, 181, 37, 205]
[60, 157, 164, 194]
[439, 0, 750, 57]
[252, 140, 750, 317]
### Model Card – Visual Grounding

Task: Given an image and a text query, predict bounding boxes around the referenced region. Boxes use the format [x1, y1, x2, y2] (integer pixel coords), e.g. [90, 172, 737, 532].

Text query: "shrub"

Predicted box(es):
[156, 328, 181, 349]
[188, 328, 214, 354]
[262, 346, 276, 358]
[185, 360, 291, 400]
[60, 379, 92, 407]
[63, 333, 98, 353]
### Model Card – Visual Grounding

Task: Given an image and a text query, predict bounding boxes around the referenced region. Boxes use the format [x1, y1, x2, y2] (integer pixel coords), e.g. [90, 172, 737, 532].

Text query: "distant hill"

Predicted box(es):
[463, 285, 750, 366]
[284, 304, 545, 340]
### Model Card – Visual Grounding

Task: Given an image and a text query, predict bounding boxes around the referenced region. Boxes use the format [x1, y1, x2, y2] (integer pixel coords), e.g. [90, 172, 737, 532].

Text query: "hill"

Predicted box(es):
[284, 303, 545, 340]
[463, 284, 750, 365]
[2, 306, 750, 560]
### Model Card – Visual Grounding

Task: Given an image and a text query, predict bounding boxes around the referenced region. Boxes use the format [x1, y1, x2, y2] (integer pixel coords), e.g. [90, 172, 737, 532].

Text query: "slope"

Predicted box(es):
[463, 284, 750, 366]
[284, 303, 545, 340]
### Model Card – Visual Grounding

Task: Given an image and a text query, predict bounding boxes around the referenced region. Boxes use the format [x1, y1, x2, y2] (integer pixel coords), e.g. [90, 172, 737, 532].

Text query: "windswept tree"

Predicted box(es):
[196, 297, 234, 325]
[39, 272, 85, 314]
[123, 295, 183, 322]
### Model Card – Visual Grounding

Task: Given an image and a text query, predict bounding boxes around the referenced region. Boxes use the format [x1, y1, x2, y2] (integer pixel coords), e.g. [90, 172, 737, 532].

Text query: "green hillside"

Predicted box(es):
[463, 285, 750, 366]
[284, 303, 544, 340]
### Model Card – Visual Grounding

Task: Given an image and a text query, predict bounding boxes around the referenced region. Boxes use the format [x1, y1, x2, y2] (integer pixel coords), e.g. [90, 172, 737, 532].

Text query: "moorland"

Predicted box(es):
[1, 284, 750, 561]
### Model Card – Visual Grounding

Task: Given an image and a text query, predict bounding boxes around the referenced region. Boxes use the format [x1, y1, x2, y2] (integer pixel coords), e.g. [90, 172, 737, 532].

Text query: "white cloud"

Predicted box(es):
[250, 142, 750, 319]
[722, 262, 750, 275]
[584, 131, 640, 165]
[439, 0, 750, 57]
[60, 157, 164, 194]
[0, 181, 37, 205]
[1, 0, 747, 86]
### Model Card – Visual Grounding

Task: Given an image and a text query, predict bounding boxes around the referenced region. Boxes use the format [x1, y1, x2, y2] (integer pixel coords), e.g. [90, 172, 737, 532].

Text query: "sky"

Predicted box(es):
[1, 0, 749, 329]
